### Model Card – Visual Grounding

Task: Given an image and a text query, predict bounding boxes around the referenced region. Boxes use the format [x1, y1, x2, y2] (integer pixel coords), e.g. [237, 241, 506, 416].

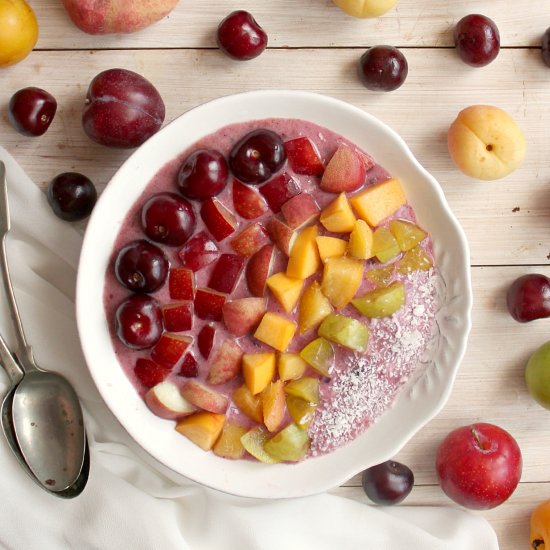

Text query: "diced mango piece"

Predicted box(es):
[232, 384, 263, 423]
[262, 380, 286, 432]
[389, 219, 427, 251]
[175, 412, 226, 451]
[365, 265, 396, 287]
[278, 353, 308, 381]
[318, 313, 369, 352]
[286, 395, 317, 430]
[254, 312, 297, 352]
[298, 280, 333, 334]
[352, 281, 406, 318]
[299, 337, 334, 376]
[286, 224, 321, 279]
[396, 245, 433, 274]
[321, 256, 364, 309]
[319, 193, 356, 233]
[242, 352, 276, 395]
[315, 236, 347, 261]
[266, 272, 304, 313]
[241, 427, 280, 464]
[350, 178, 407, 227]
[212, 422, 248, 459]
[372, 227, 401, 263]
[284, 377, 320, 404]
[264, 423, 310, 462]
[348, 219, 374, 260]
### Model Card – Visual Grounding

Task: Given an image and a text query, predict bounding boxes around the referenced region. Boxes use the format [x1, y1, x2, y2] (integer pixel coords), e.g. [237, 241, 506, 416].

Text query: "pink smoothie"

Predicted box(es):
[103, 117, 441, 458]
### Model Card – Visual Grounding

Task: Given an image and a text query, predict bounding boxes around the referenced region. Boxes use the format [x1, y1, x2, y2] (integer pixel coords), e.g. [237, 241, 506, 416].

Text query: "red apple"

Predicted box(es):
[320, 145, 372, 193]
[178, 231, 219, 272]
[266, 217, 296, 256]
[222, 297, 266, 336]
[207, 253, 245, 294]
[180, 380, 229, 414]
[144, 380, 196, 420]
[246, 244, 275, 297]
[259, 172, 300, 212]
[161, 301, 193, 332]
[206, 340, 244, 385]
[200, 197, 238, 241]
[230, 222, 271, 257]
[280, 192, 319, 229]
[168, 267, 195, 300]
[194, 288, 227, 321]
[232, 180, 268, 219]
[435, 423, 522, 510]
[197, 324, 215, 359]
[150, 333, 192, 368]
[284, 136, 325, 176]
[82, 68, 165, 148]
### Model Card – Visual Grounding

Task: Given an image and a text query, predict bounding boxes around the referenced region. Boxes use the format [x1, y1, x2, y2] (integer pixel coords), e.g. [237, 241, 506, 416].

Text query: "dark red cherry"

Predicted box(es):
[8, 87, 57, 137]
[229, 129, 286, 185]
[454, 14, 500, 67]
[358, 46, 408, 92]
[141, 192, 196, 246]
[177, 149, 229, 201]
[47, 172, 97, 221]
[114, 239, 169, 293]
[115, 294, 163, 349]
[217, 10, 268, 61]
[362, 460, 414, 505]
[506, 274, 550, 322]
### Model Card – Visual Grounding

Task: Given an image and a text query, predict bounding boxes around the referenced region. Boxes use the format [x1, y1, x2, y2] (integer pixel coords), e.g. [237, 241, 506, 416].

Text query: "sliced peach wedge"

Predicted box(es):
[242, 352, 276, 395]
[298, 280, 333, 334]
[213, 422, 248, 460]
[321, 256, 364, 310]
[319, 192, 356, 233]
[286, 224, 321, 279]
[254, 312, 297, 352]
[266, 272, 304, 313]
[176, 412, 226, 451]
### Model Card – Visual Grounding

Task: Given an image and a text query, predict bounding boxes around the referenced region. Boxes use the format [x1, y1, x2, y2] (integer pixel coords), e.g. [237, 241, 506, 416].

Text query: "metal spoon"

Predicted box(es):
[0, 161, 88, 496]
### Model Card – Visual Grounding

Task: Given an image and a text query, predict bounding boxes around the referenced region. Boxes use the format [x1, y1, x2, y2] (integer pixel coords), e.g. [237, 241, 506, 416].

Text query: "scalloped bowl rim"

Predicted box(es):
[76, 90, 472, 499]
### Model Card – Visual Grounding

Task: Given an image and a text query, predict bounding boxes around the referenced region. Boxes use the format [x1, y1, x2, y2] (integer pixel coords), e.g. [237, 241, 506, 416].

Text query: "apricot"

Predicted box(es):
[332, 0, 398, 18]
[0, 0, 38, 67]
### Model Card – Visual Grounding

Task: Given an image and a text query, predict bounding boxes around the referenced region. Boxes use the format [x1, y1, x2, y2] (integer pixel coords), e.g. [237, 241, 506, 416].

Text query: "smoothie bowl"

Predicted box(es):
[76, 90, 472, 498]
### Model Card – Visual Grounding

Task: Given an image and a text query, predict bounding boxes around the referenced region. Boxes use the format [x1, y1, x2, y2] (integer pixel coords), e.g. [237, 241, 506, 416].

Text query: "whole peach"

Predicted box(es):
[62, 0, 179, 34]
[332, 0, 398, 18]
[447, 105, 526, 180]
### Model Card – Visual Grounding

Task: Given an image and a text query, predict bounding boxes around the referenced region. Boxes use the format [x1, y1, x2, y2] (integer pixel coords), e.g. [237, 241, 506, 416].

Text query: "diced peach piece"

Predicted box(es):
[176, 412, 225, 451]
[396, 245, 433, 274]
[315, 236, 347, 262]
[206, 339, 243, 385]
[321, 256, 364, 309]
[241, 427, 280, 464]
[286, 395, 317, 430]
[242, 352, 276, 395]
[299, 337, 334, 377]
[286, 224, 321, 279]
[232, 384, 263, 423]
[266, 217, 296, 256]
[372, 227, 401, 263]
[263, 423, 310, 462]
[348, 219, 374, 260]
[298, 280, 333, 334]
[262, 380, 286, 432]
[349, 178, 407, 227]
[266, 272, 304, 313]
[180, 380, 229, 414]
[278, 353, 308, 381]
[319, 193, 356, 233]
[280, 193, 320, 229]
[284, 376, 320, 404]
[254, 312, 297, 352]
[389, 219, 428, 251]
[212, 421, 248, 459]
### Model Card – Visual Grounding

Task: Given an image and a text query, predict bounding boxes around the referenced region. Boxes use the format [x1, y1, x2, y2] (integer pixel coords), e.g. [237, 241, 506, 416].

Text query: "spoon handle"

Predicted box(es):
[0, 162, 37, 373]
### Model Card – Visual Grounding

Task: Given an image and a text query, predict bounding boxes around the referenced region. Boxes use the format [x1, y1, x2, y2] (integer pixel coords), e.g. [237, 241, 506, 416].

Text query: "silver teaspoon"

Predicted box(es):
[0, 161, 88, 496]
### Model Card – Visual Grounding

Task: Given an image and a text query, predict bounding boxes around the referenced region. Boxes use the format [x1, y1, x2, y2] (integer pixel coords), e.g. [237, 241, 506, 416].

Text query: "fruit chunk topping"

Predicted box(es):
[108, 122, 439, 464]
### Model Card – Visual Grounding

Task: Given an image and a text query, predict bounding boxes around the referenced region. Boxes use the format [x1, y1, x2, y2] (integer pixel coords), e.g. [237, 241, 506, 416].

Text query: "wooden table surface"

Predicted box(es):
[3, 1, 550, 548]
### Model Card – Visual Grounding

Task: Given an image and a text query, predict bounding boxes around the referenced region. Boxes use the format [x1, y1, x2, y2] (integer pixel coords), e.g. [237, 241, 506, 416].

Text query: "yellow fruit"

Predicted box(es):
[299, 337, 334, 376]
[232, 384, 263, 423]
[298, 280, 333, 334]
[212, 422, 248, 459]
[389, 219, 427, 251]
[318, 313, 370, 352]
[372, 227, 401, 263]
[266, 272, 304, 313]
[264, 423, 310, 462]
[350, 178, 407, 227]
[320, 193, 356, 233]
[278, 353, 308, 381]
[0, 0, 39, 67]
[396, 245, 433, 274]
[348, 219, 374, 259]
[262, 380, 286, 432]
[254, 312, 297, 352]
[365, 265, 395, 287]
[242, 352, 276, 395]
[284, 377, 321, 404]
[321, 256, 364, 309]
[241, 427, 280, 464]
[332, 0, 398, 18]
[286, 395, 317, 430]
[175, 412, 225, 451]
[286, 224, 321, 279]
[315, 235, 348, 261]
[352, 281, 406, 318]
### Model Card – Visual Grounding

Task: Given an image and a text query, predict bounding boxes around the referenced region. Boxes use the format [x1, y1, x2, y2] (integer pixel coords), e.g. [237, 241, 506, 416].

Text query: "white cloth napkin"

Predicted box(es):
[0, 146, 499, 550]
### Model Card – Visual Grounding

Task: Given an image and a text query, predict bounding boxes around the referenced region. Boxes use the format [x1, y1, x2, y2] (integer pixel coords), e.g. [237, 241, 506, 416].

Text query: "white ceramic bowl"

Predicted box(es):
[76, 90, 472, 499]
